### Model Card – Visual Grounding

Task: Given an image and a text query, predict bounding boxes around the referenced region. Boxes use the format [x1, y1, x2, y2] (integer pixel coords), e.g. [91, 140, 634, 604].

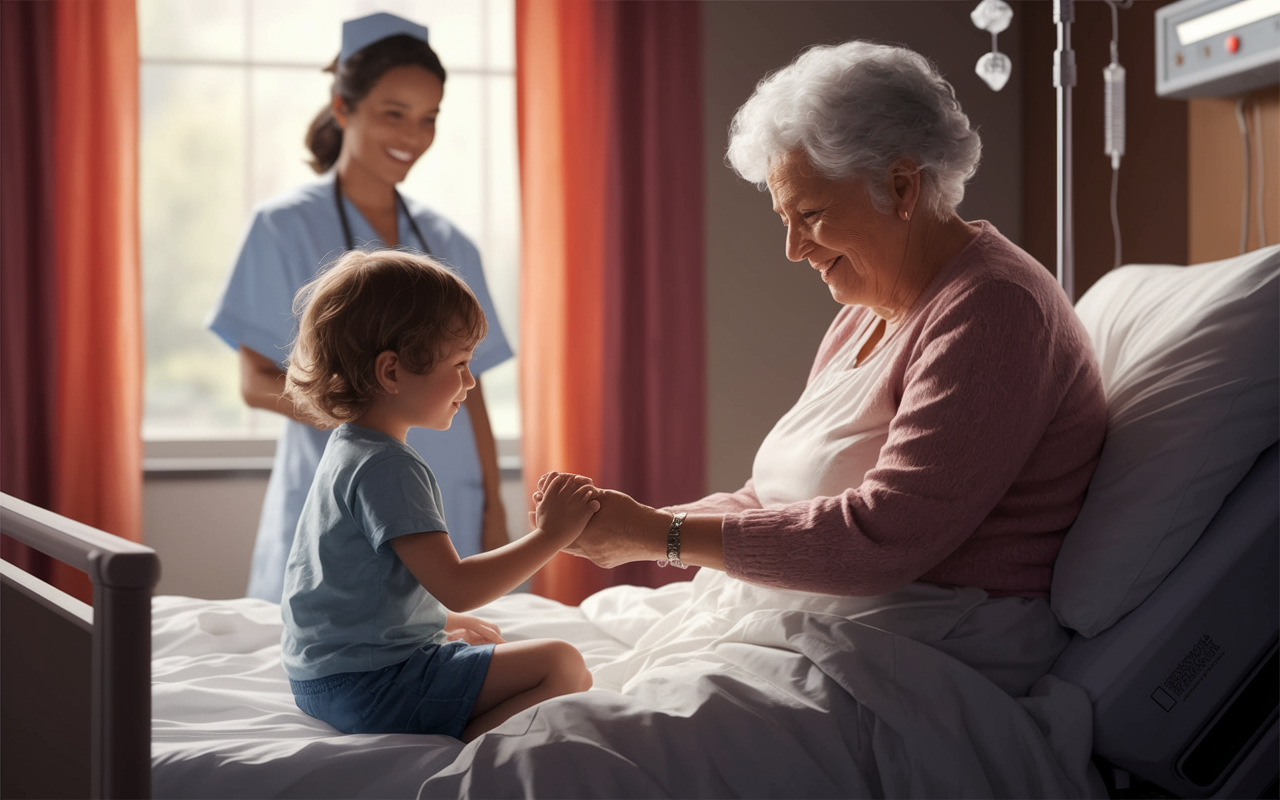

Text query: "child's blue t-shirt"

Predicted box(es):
[281, 423, 450, 682]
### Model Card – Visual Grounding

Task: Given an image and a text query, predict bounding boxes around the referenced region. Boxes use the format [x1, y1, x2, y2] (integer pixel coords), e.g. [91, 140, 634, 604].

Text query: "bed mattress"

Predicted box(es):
[152, 570, 1105, 798]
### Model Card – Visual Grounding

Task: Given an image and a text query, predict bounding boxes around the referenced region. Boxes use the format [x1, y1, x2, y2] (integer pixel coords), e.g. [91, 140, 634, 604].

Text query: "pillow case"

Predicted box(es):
[1051, 245, 1280, 637]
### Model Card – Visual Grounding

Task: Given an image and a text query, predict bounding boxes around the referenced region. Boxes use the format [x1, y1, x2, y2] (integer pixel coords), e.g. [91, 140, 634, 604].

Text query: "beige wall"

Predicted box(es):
[701, 1, 1025, 492]
[145, 475, 266, 598]
[145, 2, 1028, 598]
[1189, 88, 1280, 264]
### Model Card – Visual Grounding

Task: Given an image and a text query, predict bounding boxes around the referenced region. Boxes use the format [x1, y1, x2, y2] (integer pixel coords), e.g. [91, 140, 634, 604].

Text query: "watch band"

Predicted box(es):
[657, 512, 689, 569]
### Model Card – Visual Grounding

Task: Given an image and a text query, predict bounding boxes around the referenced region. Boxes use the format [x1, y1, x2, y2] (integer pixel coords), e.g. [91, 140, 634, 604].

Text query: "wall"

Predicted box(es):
[1189, 87, 1280, 263]
[145, 473, 266, 598]
[700, 1, 1026, 493]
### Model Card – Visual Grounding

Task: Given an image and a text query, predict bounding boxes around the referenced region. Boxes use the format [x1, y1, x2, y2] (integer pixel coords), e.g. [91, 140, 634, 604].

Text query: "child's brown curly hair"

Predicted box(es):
[283, 249, 487, 427]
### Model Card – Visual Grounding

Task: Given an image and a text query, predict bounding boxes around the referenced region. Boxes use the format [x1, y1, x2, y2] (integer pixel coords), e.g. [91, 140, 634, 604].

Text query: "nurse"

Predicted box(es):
[207, 12, 513, 603]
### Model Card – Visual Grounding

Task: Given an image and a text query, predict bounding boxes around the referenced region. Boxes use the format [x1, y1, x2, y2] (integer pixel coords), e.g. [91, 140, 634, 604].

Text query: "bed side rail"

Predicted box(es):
[0, 493, 159, 800]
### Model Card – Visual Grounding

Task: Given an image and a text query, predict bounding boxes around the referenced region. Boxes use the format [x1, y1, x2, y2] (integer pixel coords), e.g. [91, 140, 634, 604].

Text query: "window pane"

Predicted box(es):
[478, 74, 520, 440]
[373, 0, 486, 71]
[484, 360, 520, 439]
[487, 74, 521, 349]
[140, 63, 280, 438]
[249, 0, 484, 70]
[487, 0, 516, 72]
[250, 67, 336, 203]
[248, 0, 343, 66]
[138, 0, 247, 62]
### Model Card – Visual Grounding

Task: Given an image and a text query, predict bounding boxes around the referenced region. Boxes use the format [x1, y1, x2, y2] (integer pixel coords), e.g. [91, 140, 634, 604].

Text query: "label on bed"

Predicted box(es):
[1152, 634, 1225, 710]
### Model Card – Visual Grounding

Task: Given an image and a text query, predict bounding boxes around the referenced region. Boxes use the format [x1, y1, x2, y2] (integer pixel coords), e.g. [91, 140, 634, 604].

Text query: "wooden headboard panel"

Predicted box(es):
[0, 494, 159, 800]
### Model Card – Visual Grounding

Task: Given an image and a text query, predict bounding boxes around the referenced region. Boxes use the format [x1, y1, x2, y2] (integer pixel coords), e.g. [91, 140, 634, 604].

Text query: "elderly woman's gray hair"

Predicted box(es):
[727, 41, 982, 217]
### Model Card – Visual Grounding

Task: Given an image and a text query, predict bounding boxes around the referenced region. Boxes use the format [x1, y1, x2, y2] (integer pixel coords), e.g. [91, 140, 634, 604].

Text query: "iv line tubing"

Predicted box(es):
[1236, 98, 1251, 254]
[1255, 103, 1266, 247]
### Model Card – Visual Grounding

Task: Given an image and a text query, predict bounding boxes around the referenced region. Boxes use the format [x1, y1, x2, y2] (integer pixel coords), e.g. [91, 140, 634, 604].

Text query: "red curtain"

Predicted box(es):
[1, 1, 59, 580]
[0, 0, 142, 602]
[518, 0, 707, 605]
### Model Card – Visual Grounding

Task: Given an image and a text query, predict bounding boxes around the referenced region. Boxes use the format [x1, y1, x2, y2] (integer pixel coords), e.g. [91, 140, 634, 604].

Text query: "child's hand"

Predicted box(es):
[444, 612, 505, 645]
[534, 472, 601, 546]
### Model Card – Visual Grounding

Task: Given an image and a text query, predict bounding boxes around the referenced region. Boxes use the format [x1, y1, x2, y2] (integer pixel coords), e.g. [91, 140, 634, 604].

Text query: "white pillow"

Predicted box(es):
[1051, 245, 1280, 637]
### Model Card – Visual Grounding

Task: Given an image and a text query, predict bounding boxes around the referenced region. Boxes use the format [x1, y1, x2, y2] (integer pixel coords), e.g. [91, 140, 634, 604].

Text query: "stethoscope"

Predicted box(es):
[333, 174, 432, 255]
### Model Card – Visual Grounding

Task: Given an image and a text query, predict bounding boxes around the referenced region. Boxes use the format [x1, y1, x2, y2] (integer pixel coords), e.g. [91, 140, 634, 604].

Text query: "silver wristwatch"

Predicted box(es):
[657, 512, 689, 569]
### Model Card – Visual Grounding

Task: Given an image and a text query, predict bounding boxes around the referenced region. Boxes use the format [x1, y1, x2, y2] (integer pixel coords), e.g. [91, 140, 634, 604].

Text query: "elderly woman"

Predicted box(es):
[556, 41, 1106, 688]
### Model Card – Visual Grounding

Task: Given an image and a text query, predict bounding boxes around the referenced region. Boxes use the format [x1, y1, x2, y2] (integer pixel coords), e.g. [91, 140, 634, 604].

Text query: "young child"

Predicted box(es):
[279, 249, 595, 742]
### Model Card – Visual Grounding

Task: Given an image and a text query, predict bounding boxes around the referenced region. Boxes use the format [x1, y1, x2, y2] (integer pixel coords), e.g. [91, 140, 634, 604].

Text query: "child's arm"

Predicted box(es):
[391, 473, 599, 612]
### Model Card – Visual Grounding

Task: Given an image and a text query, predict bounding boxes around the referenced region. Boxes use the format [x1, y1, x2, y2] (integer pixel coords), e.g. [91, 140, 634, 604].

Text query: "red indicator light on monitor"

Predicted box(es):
[1226, 34, 1240, 53]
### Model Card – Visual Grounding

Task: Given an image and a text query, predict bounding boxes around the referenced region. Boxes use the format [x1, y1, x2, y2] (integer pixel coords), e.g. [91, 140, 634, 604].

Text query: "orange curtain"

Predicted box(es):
[518, 0, 613, 602]
[518, 0, 706, 605]
[51, 0, 143, 600]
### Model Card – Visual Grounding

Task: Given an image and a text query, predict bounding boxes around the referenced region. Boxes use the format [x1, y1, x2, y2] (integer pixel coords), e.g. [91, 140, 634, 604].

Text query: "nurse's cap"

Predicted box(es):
[339, 12, 430, 64]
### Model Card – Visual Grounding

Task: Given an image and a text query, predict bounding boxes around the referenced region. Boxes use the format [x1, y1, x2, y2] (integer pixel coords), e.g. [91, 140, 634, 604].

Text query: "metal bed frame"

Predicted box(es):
[0, 493, 158, 800]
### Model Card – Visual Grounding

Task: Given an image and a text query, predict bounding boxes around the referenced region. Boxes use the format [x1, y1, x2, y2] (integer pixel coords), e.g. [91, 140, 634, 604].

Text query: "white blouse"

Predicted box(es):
[751, 315, 902, 508]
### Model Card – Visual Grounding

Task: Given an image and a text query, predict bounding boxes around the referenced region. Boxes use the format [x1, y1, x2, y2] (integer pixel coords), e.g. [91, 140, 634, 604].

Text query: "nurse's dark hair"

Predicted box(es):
[305, 34, 447, 174]
[283, 250, 487, 428]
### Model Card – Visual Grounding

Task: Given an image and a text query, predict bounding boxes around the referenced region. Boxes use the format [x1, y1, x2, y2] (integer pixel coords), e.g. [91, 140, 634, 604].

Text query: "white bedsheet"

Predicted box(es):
[152, 570, 1106, 799]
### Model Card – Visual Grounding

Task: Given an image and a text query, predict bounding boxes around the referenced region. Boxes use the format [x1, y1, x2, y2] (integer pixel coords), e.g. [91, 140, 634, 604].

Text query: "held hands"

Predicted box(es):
[533, 472, 601, 548]
[534, 474, 665, 569]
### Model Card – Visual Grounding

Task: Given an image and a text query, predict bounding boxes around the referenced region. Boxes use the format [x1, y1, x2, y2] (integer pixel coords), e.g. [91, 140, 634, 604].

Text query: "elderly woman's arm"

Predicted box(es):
[562, 474, 762, 570]
[667, 480, 764, 515]
[570, 277, 1104, 597]
[563, 492, 727, 570]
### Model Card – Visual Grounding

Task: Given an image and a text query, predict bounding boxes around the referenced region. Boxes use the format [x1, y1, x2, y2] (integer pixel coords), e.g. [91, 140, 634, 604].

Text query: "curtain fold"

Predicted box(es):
[0, 0, 142, 602]
[518, 0, 706, 605]
[0, 0, 59, 579]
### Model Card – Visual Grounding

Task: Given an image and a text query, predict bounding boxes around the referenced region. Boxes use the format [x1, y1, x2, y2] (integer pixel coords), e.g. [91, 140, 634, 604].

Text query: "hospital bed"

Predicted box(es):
[1, 245, 1277, 799]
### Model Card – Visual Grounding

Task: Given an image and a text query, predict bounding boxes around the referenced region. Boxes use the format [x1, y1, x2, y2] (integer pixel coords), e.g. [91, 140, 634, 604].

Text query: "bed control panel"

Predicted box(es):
[1156, 0, 1280, 98]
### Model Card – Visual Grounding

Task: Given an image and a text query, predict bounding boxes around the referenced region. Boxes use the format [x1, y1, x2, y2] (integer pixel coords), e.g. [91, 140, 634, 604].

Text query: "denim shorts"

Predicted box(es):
[290, 640, 494, 739]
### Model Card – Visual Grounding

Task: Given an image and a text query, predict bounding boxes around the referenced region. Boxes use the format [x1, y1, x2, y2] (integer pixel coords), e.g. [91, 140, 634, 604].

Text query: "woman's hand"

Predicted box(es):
[238, 345, 318, 426]
[557, 486, 669, 568]
[443, 612, 505, 645]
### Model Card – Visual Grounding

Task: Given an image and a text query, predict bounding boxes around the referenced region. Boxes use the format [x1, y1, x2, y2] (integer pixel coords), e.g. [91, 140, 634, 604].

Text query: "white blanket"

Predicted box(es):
[152, 570, 1105, 799]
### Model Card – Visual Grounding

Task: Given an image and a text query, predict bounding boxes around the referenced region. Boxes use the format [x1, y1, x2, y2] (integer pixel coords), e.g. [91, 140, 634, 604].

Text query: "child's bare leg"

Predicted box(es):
[461, 639, 592, 742]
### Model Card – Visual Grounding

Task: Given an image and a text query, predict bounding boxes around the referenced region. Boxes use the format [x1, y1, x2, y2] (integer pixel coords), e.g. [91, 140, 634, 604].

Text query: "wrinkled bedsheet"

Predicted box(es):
[152, 570, 1105, 799]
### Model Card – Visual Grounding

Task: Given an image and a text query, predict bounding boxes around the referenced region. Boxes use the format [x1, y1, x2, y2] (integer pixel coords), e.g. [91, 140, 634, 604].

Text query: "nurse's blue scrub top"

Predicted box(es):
[207, 173, 513, 603]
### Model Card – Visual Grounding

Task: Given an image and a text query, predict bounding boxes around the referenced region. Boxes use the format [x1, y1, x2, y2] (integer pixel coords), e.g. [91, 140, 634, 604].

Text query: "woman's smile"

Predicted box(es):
[817, 255, 844, 282]
[385, 146, 415, 164]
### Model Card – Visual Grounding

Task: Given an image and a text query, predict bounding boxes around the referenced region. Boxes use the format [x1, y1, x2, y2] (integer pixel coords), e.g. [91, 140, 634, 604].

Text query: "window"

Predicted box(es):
[138, 0, 520, 443]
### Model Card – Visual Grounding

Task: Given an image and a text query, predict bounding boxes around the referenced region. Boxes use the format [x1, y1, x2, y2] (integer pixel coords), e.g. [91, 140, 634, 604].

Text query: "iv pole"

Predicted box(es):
[1055, 0, 1077, 302]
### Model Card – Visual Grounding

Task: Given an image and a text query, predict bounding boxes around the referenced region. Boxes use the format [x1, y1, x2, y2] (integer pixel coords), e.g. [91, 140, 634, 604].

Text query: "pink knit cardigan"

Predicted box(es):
[677, 223, 1107, 598]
